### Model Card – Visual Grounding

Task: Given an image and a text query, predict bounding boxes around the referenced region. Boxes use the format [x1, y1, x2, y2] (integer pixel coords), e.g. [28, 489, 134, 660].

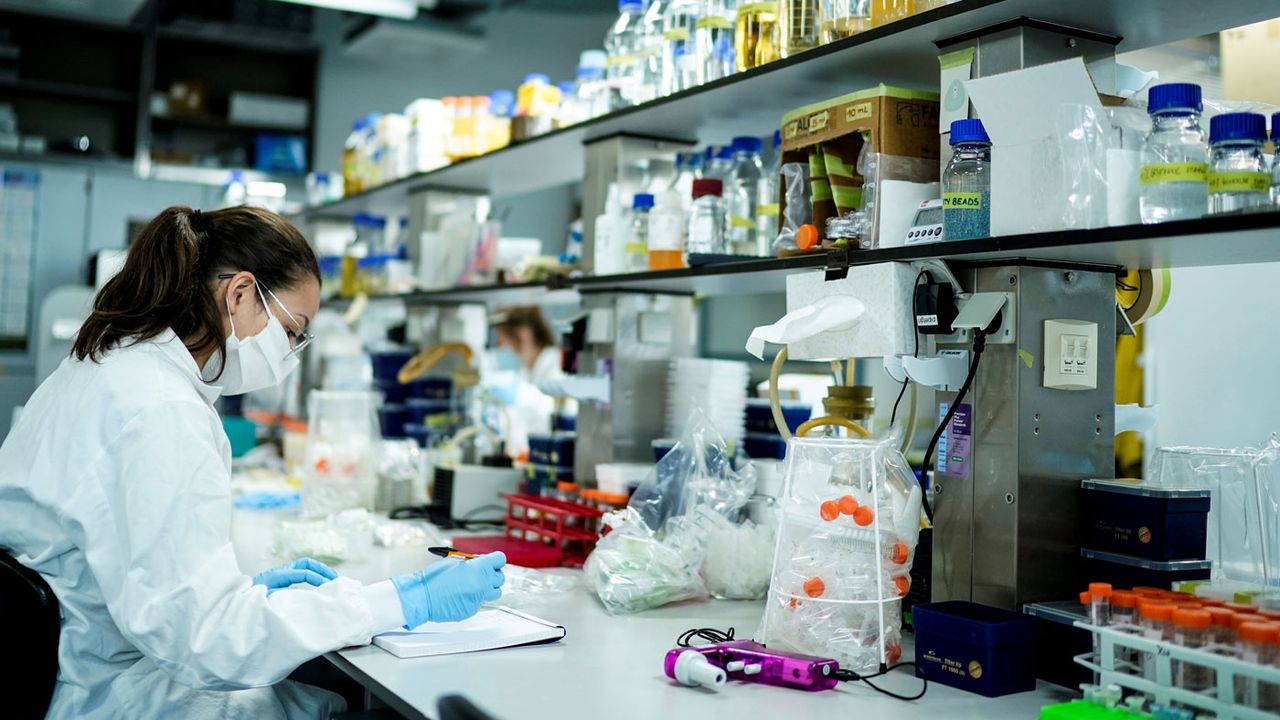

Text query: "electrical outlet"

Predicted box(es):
[1043, 319, 1097, 391]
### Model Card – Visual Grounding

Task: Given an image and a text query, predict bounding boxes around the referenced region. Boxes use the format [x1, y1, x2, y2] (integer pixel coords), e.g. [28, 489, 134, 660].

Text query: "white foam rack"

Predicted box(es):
[1073, 622, 1280, 720]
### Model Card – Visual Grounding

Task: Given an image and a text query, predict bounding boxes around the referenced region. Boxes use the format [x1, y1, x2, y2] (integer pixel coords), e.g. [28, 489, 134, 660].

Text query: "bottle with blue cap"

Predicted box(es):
[605, 0, 649, 110]
[756, 129, 783, 253]
[942, 118, 991, 242]
[1138, 83, 1209, 224]
[728, 136, 765, 253]
[1207, 112, 1270, 215]
[626, 192, 656, 272]
[661, 0, 700, 96]
[696, 0, 737, 85]
[575, 50, 610, 119]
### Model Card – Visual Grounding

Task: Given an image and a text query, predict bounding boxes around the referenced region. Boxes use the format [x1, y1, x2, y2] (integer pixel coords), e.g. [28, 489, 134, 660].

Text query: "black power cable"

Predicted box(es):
[890, 270, 929, 427]
[918, 328, 989, 523]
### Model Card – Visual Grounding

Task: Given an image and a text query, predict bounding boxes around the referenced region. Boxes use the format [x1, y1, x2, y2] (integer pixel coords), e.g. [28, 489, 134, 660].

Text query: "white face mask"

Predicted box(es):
[203, 285, 300, 395]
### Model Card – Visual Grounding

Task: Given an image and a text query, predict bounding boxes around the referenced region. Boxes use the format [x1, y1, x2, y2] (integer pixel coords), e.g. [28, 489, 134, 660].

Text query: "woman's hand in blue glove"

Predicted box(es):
[391, 552, 506, 628]
[252, 557, 339, 595]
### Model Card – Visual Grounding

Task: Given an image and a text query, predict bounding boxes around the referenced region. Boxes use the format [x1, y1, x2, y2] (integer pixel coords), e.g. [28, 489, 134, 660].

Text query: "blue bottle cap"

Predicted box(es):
[577, 66, 604, 80]
[1272, 112, 1280, 142]
[732, 136, 764, 154]
[704, 145, 719, 161]
[557, 81, 576, 95]
[949, 118, 990, 145]
[632, 193, 655, 210]
[1209, 112, 1267, 145]
[523, 73, 550, 85]
[715, 145, 735, 160]
[619, 0, 644, 9]
[773, 129, 782, 148]
[489, 89, 515, 115]
[1148, 83, 1202, 115]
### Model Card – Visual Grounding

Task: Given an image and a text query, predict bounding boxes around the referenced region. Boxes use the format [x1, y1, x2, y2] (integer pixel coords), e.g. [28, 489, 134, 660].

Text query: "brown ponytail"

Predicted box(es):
[72, 205, 320, 378]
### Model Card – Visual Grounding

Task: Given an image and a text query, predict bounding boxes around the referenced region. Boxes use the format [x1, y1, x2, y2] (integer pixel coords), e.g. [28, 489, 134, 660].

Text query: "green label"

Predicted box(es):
[1139, 162, 1207, 186]
[943, 192, 983, 210]
[663, 28, 690, 41]
[738, 1, 777, 14]
[1207, 171, 1270, 194]
[605, 54, 634, 67]
[624, 242, 648, 254]
[757, 203, 779, 217]
[730, 215, 756, 229]
[696, 16, 733, 29]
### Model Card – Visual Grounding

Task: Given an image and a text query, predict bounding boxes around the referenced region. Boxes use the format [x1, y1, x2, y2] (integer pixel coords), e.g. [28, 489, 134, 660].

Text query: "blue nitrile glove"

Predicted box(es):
[390, 552, 507, 628]
[253, 557, 339, 595]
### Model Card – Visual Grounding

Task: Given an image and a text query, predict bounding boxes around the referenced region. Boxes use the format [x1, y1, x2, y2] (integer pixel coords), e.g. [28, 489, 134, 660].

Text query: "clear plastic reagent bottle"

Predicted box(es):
[1208, 111, 1270, 215]
[1138, 82, 1209, 224]
[686, 178, 727, 257]
[625, 192, 655, 272]
[942, 118, 991, 242]
[648, 190, 686, 270]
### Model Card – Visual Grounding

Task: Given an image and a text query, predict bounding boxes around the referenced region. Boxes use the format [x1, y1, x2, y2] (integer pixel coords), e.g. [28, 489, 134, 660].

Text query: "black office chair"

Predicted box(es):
[0, 550, 61, 719]
[438, 695, 499, 720]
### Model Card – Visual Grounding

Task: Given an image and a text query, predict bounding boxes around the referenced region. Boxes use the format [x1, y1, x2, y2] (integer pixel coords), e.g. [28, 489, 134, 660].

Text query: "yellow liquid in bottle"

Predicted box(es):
[870, 0, 914, 28]
[779, 0, 819, 57]
[819, 14, 870, 43]
[342, 147, 362, 195]
[735, 2, 780, 72]
[648, 249, 685, 271]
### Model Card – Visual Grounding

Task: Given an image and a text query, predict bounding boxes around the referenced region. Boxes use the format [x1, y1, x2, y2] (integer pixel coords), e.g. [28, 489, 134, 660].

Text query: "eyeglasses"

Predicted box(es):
[217, 274, 313, 357]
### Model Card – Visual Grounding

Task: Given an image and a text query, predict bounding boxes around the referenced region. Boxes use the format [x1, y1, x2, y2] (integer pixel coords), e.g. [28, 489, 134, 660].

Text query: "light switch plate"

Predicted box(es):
[1043, 318, 1098, 391]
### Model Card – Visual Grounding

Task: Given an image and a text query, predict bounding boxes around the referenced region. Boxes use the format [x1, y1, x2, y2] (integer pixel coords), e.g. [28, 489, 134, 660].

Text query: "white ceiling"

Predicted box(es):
[0, 0, 149, 24]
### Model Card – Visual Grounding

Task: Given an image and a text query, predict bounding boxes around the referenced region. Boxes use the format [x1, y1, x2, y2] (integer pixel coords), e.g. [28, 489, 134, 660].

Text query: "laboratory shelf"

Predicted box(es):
[325, 211, 1280, 307]
[291, 0, 1280, 221]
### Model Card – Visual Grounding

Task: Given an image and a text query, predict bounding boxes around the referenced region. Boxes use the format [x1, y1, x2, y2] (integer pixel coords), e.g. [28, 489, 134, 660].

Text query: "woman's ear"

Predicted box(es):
[224, 271, 258, 315]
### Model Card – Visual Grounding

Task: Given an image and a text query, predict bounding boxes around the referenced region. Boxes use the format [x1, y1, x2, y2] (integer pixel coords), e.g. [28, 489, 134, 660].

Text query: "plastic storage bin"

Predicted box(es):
[913, 600, 1039, 697]
[528, 432, 576, 467]
[1080, 548, 1212, 589]
[378, 404, 411, 438]
[745, 398, 813, 434]
[745, 431, 788, 460]
[1082, 480, 1210, 561]
[523, 464, 574, 496]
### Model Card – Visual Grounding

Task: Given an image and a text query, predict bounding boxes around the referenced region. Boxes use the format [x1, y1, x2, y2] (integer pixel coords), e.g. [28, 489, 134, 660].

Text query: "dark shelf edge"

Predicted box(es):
[0, 77, 138, 105]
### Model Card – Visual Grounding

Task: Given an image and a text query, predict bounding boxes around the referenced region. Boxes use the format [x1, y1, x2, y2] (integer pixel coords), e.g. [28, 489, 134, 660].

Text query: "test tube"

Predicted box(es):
[1236, 622, 1278, 708]
[1138, 601, 1175, 680]
[1110, 591, 1139, 625]
[1088, 582, 1113, 626]
[1206, 607, 1238, 647]
[1171, 608, 1214, 692]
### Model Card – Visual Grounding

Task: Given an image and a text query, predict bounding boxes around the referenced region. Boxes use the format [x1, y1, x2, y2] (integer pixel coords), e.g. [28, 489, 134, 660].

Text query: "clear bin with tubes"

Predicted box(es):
[757, 432, 923, 673]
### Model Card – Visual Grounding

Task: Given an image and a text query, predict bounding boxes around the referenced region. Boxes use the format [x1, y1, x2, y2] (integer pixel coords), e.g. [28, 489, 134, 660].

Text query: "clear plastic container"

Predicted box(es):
[648, 190, 686, 270]
[625, 192, 655, 272]
[705, 144, 736, 180]
[686, 178, 727, 256]
[1138, 83, 1209, 224]
[1237, 622, 1278, 708]
[779, 0, 819, 57]
[574, 50, 610, 121]
[942, 118, 991, 241]
[1172, 608, 1215, 692]
[1206, 607, 1237, 645]
[756, 130, 781, 255]
[1110, 591, 1138, 625]
[1088, 582, 1114, 626]
[605, 1, 648, 110]
[669, 151, 703, 201]
[696, 0, 737, 85]
[819, 0, 870, 42]
[1139, 601, 1175, 680]
[661, 0, 701, 96]
[728, 135, 764, 254]
[301, 391, 381, 518]
[637, 0, 667, 105]
[735, 1, 779, 71]
[1208, 112, 1271, 215]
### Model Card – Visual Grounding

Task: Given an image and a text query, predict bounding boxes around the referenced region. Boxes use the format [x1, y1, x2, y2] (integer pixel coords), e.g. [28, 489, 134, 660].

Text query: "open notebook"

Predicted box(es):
[372, 607, 566, 659]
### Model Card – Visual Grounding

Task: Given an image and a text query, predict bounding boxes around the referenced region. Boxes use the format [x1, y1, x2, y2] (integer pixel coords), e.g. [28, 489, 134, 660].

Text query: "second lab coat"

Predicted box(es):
[0, 329, 405, 719]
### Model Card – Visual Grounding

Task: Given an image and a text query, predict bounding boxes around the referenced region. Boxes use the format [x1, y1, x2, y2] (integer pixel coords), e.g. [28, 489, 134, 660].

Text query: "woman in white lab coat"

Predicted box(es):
[0, 206, 504, 719]
[490, 307, 566, 452]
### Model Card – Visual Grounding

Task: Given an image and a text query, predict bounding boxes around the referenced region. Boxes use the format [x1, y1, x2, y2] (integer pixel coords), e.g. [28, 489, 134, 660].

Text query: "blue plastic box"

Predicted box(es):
[528, 433, 576, 467]
[745, 431, 787, 460]
[369, 348, 416, 382]
[379, 403, 410, 438]
[1081, 480, 1209, 561]
[745, 398, 812, 434]
[913, 601, 1039, 698]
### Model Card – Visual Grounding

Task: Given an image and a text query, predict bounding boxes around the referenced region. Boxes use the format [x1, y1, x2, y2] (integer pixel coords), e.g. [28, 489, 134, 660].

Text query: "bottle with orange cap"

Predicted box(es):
[1086, 582, 1113, 626]
[1137, 600, 1175, 680]
[1171, 608, 1215, 691]
[1237, 621, 1278, 707]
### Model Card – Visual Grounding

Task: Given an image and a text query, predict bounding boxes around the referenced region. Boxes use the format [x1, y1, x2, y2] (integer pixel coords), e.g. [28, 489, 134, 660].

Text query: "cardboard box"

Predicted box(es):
[779, 85, 940, 245]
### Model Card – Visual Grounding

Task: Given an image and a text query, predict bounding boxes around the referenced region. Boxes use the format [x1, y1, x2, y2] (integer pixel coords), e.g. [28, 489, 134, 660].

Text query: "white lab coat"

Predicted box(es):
[0, 330, 405, 719]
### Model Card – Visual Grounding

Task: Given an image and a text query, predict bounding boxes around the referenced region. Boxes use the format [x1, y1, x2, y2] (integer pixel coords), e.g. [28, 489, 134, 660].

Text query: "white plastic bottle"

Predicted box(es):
[1138, 83, 1209, 224]
[593, 184, 628, 275]
[728, 135, 763, 254]
[648, 190, 686, 270]
[625, 193, 655, 272]
[696, 0, 737, 85]
[605, 1, 648, 111]
[661, 0, 700, 96]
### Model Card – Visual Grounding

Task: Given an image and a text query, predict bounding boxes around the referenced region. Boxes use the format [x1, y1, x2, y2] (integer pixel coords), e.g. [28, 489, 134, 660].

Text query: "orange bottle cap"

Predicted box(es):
[819, 501, 840, 521]
[1165, 591, 1194, 600]
[556, 481, 578, 492]
[853, 505, 875, 526]
[803, 576, 826, 598]
[1238, 621, 1280, 644]
[1225, 602, 1258, 614]
[1110, 591, 1139, 609]
[1088, 583, 1114, 599]
[1205, 607, 1236, 627]
[1232, 613, 1268, 631]
[1132, 586, 1169, 597]
[1172, 601, 1204, 610]
[890, 543, 910, 565]
[837, 495, 859, 516]
[894, 576, 911, 597]
[796, 224, 819, 249]
[1172, 608, 1212, 630]
[1198, 599, 1226, 608]
[1138, 601, 1174, 621]
[1257, 610, 1280, 622]
[596, 491, 630, 504]
[1079, 591, 1093, 606]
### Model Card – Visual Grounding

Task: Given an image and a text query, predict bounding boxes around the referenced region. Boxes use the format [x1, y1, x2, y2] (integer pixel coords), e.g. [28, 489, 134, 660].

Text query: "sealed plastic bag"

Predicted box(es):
[585, 407, 757, 614]
[773, 162, 812, 253]
[757, 434, 922, 673]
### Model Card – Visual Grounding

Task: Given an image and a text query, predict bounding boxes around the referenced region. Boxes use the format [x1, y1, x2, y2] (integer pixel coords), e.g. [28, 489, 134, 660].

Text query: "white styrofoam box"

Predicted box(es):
[964, 58, 1106, 236]
[229, 92, 310, 130]
[877, 180, 940, 249]
[784, 262, 916, 361]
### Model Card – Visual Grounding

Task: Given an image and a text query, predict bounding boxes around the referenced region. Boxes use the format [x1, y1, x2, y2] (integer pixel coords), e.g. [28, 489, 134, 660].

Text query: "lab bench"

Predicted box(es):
[232, 507, 1073, 720]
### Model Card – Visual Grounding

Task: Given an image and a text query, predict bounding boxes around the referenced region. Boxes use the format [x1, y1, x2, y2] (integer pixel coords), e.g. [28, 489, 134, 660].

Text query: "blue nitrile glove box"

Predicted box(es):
[913, 601, 1039, 698]
[1081, 479, 1210, 561]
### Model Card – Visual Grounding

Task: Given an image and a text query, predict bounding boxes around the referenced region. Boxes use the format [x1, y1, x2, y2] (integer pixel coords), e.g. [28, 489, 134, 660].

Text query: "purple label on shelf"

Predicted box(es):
[938, 402, 972, 482]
